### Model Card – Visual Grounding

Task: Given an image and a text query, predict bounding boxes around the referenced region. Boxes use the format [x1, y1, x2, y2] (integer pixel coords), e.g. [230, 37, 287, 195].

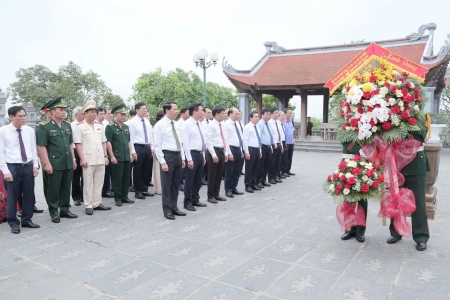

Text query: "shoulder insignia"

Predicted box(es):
[77, 121, 84, 125]
[94, 120, 100, 124]
[63, 120, 70, 124]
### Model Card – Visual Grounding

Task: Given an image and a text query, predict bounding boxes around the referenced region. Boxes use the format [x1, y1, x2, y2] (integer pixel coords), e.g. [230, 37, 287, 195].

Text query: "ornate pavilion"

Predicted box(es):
[222, 23, 450, 138]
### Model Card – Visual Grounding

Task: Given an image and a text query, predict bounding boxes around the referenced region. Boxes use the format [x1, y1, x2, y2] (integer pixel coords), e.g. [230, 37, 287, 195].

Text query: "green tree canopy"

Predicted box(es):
[131, 67, 238, 110]
[8, 61, 123, 122]
[248, 94, 296, 110]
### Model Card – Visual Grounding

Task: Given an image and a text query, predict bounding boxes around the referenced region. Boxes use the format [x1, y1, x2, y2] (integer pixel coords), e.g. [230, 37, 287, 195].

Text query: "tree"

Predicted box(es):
[8, 61, 123, 122]
[248, 94, 296, 110]
[437, 83, 450, 132]
[131, 67, 238, 110]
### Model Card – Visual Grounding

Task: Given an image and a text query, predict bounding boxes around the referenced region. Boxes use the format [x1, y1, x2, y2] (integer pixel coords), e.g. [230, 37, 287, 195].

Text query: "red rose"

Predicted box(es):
[372, 181, 379, 189]
[367, 107, 374, 112]
[338, 161, 347, 170]
[363, 92, 371, 99]
[333, 173, 339, 180]
[401, 110, 409, 120]
[371, 90, 379, 96]
[335, 189, 340, 195]
[336, 184, 343, 191]
[392, 86, 398, 93]
[384, 82, 391, 89]
[346, 86, 351, 92]
[391, 106, 400, 115]
[373, 163, 380, 171]
[351, 168, 361, 177]
[344, 183, 352, 189]
[366, 169, 374, 177]
[418, 95, 422, 102]
[340, 175, 346, 181]
[342, 124, 347, 130]
[382, 122, 392, 131]
[357, 107, 364, 114]
[361, 184, 370, 193]
[353, 155, 361, 161]
[401, 88, 408, 96]
[378, 175, 385, 182]
[408, 117, 417, 125]
[414, 87, 420, 94]
[406, 82, 411, 88]
[350, 119, 359, 127]
[347, 177, 357, 185]
[327, 175, 332, 182]
[369, 75, 377, 83]
[369, 119, 376, 126]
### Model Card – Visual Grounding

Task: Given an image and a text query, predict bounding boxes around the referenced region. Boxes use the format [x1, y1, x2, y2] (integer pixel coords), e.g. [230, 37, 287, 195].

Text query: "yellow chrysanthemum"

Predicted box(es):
[362, 83, 373, 93]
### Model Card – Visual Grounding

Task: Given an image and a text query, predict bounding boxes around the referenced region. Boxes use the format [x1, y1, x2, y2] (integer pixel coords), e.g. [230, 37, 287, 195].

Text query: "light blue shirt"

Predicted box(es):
[257, 119, 274, 146]
[283, 120, 295, 144]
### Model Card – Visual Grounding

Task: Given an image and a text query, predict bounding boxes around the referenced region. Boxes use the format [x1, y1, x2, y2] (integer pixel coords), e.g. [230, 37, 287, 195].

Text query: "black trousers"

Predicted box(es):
[160, 151, 182, 214]
[282, 143, 294, 173]
[279, 141, 287, 176]
[6, 164, 34, 228]
[102, 163, 112, 193]
[225, 146, 244, 192]
[206, 148, 225, 199]
[72, 150, 83, 200]
[258, 145, 272, 183]
[184, 151, 203, 206]
[244, 147, 260, 187]
[268, 143, 281, 180]
[133, 144, 152, 194]
[129, 161, 134, 187]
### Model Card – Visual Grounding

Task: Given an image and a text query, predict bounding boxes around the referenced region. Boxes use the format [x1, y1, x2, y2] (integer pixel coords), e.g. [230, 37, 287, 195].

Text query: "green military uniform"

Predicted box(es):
[105, 104, 131, 205]
[37, 101, 53, 200]
[389, 133, 430, 243]
[36, 98, 75, 218]
[342, 142, 368, 237]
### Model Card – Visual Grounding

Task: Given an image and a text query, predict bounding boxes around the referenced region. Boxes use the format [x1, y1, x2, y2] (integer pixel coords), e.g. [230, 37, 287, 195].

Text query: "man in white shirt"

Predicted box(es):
[74, 101, 111, 215]
[177, 107, 190, 191]
[102, 107, 113, 127]
[125, 109, 136, 192]
[181, 103, 208, 211]
[268, 108, 284, 184]
[204, 106, 229, 203]
[71, 106, 84, 206]
[0, 106, 40, 233]
[243, 111, 263, 193]
[153, 101, 186, 220]
[128, 103, 154, 199]
[201, 107, 212, 185]
[96, 107, 114, 198]
[277, 111, 288, 180]
[223, 108, 244, 198]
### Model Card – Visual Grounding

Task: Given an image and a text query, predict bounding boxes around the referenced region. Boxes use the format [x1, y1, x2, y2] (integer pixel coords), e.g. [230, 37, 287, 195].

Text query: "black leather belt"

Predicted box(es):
[162, 150, 180, 155]
[248, 146, 260, 150]
[190, 150, 203, 154]
[214, 147, 224, 151]
[135, 144, 150, 148]
[230, 146, 241, 150]
[262, 144, 271, 148]
[7, 161, 33, 167]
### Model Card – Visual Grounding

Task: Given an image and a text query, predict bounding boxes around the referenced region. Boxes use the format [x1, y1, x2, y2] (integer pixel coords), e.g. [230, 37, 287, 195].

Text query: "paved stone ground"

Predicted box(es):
[1, 150, 450, 299]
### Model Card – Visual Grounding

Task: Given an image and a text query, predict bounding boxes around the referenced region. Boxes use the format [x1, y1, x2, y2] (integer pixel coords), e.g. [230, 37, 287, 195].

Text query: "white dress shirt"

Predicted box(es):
[242, 122, 262, 154]
[0, 124, 39, 175]
[277, 120, 286, 142]
[153, 116, 185, 164]
[268, 118, 283, 148]
[128, 116, 153, 154]
[181, 117, 205, 161]
[102, 119, 110, 127]
[204, 119, 230, 157]
[223, 119, 243, 148]
[201, 119, 210, 129]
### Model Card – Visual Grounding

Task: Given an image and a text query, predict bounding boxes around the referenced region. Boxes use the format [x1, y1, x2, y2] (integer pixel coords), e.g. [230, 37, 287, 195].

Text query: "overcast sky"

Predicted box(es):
[1, 0, 450, 119]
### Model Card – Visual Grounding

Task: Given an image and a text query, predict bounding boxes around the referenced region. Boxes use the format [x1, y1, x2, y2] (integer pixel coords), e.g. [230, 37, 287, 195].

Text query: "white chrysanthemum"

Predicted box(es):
[343, 188, 350, 195]
[413, 105, 419, 111]
[398, 100, 404, 107]
[379, 87, 389, 97]
[348, 85, 364, 104]
[329, 185, 335, 192]
[410, 82, 415, 88]
[347, 161, 357, 168]
[362, 175, 369, 182]
[396, 80, 402, 86]
[365, 163, 373, 169]
[362, 100, 369, 106]
[378, 81, 385, 86]
[371, 126, 378, 132]
[388, 98, 396, 106]
[392, 119, 400, 126]
[396, 90, 403, 97]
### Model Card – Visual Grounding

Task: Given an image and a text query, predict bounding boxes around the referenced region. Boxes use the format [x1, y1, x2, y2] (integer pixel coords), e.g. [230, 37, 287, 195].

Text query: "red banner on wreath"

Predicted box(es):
[325, 42, 429, 95]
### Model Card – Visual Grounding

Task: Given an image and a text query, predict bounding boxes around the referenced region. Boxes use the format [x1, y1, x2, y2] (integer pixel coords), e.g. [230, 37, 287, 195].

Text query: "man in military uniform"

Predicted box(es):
[36, 97, 78, 223]
[105, 104, 135, 207]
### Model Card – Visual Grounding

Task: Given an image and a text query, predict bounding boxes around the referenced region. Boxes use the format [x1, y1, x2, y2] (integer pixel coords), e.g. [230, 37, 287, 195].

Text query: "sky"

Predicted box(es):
[1, 0, 450, 120]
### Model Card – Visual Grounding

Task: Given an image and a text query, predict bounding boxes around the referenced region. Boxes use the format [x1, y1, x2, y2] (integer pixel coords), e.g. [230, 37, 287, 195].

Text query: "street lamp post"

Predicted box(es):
[193, 48, 219, 107]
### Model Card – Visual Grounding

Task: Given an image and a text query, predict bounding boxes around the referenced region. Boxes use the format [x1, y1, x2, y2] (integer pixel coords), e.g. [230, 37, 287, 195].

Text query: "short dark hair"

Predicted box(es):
[129, 109, 136, 117]
[155, 110, 165, 122]
[163, 101, 177, 115]
[284, 108, 292, 114]
[260, 108, 271, 115]
[8, 106, 25, 117]
[203, 106, 211, 112]
[135, 102, 146, 110]
[97, 107, 105, 113]
[180, 107, 189, 114]
[212, 106, 225, 117]
[227, 108, 237, 116]
[189, 103, 202, 116]
[269, 108, 278, 114]
[249, 111, 258, 119]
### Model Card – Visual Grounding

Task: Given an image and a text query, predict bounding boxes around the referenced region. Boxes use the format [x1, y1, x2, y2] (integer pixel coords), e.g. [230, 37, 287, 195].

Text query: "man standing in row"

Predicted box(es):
[153, 101, 186, 220]
[268, 108, 283, 184]
[71, 106, 84, 206]
[242, 111, 262, 193]
[105, 104, 135, 207]
[74, 101, 111, 215]
[277, 111, 287, 179]
[37, 97, 78, 223]
[257, 109, 273, 188]
[97, 107, 114, 198]
[177, 107, 190, 192]
[201, 107, 212, 185]
[282, 108, 295, 176]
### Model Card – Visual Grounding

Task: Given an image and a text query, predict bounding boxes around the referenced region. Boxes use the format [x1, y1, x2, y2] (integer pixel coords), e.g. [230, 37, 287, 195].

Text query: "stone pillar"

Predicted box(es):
[238, 93, 249, 125]
[0, 88, 9, 127]
[277, 98, 283, 112]
[323, 91, 329, 123]
[300, 90, 307, 138]
[25, 102, 38, 128]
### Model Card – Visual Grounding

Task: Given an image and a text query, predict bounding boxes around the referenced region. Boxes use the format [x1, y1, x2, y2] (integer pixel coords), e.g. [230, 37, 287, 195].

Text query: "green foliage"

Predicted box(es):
[309, 117, 321, 130]
[131, 68, 238, 110]
[248, 94, 296, 110]
[437, 83, 450, 132]
[328, 93, 344, 123]
[8, 61, 122, 122]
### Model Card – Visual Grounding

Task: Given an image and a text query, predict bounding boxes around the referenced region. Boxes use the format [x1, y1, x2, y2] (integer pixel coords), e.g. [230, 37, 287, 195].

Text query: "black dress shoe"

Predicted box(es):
[356, 235, 365, 243]
[274, 178, 283, 183]
[257, 183, 265, 188]
[201, 179, 208, 185]
[73, 199, 81, 206]
[232, 189, 244, 195]
[192, 202, 207, 207]
[225, 192, 234, 198]
[17, 210, 22, 217]
[184, 205, 196, 211]
[262, 182, 271, 187]
[279, 175, 287, 179]
[215, 195, 227, 201]
[33, 206, 44, 213]
[129, 187, 135, 192]
[115, 202, 123, 207]
[60, 212, 78, 218]
[102, 191, 114, 198]
[282, 173, 290, 177]
[287, 172, 295, 176]
[11, 227, 20, 234]
[94, 203, 111, 210]
[246, 187, 254, 193]
[269, 180, 277, 184]
[341, 232, 355, 240]
[165, 213, 175, 220]
[135, 194, 145, 199]
[179, 185, 184, 192]
[387, 236, 402, 244]
[221, 176, 225, 180]
[22, 222, 40, 228]
[251, 185, 261, 191]
[51, 216, 60, 223]
[142, 192, 154, 197]
[208, 198, 218, 204]
[85, 208, 94, 215]
[173, 210, 186, 216]
[122, 199, 135, 204]
[149, 182, 154, 187]
[416, 242, 427, 251]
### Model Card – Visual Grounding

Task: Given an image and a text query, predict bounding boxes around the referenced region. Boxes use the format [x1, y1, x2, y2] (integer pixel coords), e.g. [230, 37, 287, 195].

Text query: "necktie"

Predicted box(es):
[275, 122, 281, 142]
[17, 129, 27, 162]
[206, 119, 209, 124]
[239, 121, 243, 133]
[141, 119, 148, 144]
[171, 121, 181, 149]
[234, 123, 243, 148]
[219, 123, 227, 150]
[265, 122, 274, 145]
[254, 125, 262, 147]
[196, 122, 205, 152]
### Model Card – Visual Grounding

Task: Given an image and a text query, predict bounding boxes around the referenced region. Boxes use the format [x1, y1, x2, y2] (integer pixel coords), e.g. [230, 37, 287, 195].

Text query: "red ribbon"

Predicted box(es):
[362, 135, 420, 237]
[336, 201, 366, 231]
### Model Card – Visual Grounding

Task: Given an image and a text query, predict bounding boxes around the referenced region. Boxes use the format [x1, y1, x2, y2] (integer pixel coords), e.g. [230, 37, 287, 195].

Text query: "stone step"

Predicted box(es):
[293, 140, 341, 153]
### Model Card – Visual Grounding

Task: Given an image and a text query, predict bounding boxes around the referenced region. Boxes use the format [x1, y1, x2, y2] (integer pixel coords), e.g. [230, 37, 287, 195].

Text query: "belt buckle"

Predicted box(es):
[21, 162, 28, 167]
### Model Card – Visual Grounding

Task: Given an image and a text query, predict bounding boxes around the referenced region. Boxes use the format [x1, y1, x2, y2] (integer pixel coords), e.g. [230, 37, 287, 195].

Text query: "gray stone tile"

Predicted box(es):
[0, 229, 56, 249]
[222, 213, 272, 230]
[323, 276, 391, 300]
[200, 209, 248, 225]
[362, 232, 412, 257]
[49, 284, 100, 300]
[94, 227, 150, 248]
[179, 247, 251, 278]
[390, 286, 450, 300]
[14, 267, 59, 285]
[116, 233, 183, 256]
[0, 253, 27, 267]
[218, 256, 290, 292]
[189, 224, 249, 246]
[321, 231, 367, 250]
[223, 231, 279, 254]
[406, 240, 450, 266]
[253, 216, 303, 236]
[185, 282, 256, 300]
[264, 266, 338, 299]
[299, 244, 357, 273]
[147, 240, 214, 267]
[0, 278, 27, 297]
[160, 220, 213, 239]
[12, 235, 85, 258]
[0, 260, 40, 277]
[258, 237, 317, 263]
[70, 221, 130, 240]
[121, 270, 208, 300]
[87, 260, 169, 297]
[286, 221, 335, 242]
[6, 275, 76, 299]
